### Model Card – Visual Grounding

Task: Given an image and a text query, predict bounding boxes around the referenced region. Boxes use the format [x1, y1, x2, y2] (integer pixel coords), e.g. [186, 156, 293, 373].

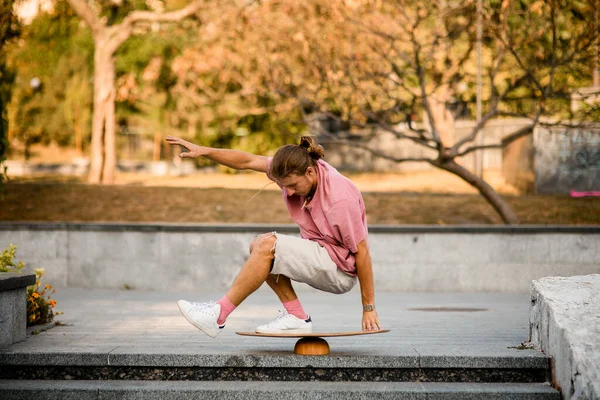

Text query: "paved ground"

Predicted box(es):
[1, 287, 544, 362]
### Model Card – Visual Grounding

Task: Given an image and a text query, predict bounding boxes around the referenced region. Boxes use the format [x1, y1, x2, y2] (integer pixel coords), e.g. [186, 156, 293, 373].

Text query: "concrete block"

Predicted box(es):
[0, 289, 16, 348]
[0, 274, 35, 348]
[529, 274, 600, 400]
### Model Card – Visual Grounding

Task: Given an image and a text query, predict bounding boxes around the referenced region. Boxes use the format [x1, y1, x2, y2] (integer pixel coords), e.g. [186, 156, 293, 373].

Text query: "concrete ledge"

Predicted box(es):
[0, 273, 36, 348]
[0, 273, 36, 291]
[1, 223, 599, 292]
[0, 351, 549, 369]
[529, 274, 600, 399]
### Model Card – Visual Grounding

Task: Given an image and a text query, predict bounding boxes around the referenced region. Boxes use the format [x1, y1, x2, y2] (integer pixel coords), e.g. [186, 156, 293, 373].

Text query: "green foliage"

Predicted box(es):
[0, 244, 25, 273]
[486, 0, 595, 119]
[6, 0, 593, 165]
[0, 0, 20, 191]
[7, 0, 94, 151]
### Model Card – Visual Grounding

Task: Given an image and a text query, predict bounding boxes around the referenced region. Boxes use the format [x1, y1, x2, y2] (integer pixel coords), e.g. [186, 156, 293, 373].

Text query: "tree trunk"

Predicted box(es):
[89, 45, 111, 184]
[90, 44, 118, 184]
[101, 57, 117, 184]
[434, 158, 519, 224]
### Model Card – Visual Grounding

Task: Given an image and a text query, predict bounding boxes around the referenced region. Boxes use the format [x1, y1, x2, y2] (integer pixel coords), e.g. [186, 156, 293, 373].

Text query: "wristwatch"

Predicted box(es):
[363, 304, 375, 312]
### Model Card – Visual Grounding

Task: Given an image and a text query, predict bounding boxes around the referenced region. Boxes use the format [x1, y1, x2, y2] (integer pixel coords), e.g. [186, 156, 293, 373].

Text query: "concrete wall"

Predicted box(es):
[3, 159, 197, 177]
[0, 223, 599, 293]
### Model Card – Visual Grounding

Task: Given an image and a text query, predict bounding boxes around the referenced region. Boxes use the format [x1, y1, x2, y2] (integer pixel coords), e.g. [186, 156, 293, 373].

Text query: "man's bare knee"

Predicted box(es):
[250, 233, 277, 257]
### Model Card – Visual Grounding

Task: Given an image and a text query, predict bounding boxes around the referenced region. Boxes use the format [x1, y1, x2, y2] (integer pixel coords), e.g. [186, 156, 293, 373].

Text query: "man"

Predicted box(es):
[166, 135, 381, 337]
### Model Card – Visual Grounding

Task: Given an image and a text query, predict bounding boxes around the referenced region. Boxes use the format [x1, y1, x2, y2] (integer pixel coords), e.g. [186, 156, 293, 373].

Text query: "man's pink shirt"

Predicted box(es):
[266, 158, 368, 275]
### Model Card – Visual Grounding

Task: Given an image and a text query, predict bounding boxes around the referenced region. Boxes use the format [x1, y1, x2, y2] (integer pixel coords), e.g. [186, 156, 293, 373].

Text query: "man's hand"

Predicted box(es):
[165, 136, 267, 172]
[362, 310, 381, 332]
[165, 136, 206, 159]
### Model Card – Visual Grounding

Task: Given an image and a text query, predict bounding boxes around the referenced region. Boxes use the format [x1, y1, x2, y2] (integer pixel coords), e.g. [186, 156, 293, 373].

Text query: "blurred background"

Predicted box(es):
[1, 0, 599, 225]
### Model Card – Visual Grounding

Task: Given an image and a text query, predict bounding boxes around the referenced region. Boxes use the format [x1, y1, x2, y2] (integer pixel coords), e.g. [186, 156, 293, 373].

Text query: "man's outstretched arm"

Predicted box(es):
[165, 136, 268, 173]
[355, 239, 381, 332]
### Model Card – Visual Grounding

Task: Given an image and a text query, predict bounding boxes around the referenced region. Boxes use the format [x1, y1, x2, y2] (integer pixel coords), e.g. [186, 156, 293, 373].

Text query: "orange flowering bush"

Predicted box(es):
[1, 244, 62, 326]
[27, 268, 63, 326]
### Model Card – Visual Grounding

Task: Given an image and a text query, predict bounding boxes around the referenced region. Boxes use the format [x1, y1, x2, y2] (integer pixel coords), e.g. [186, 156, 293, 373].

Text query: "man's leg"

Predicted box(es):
[265, 274, 297, 303]
[265, 274, 309, 320]
[224, 233, 276, 306]
[177, 233, 276, 337]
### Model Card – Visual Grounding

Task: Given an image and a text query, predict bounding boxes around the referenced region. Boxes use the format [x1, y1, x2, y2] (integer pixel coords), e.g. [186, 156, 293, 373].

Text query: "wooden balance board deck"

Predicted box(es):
[236, 330, 391, 356]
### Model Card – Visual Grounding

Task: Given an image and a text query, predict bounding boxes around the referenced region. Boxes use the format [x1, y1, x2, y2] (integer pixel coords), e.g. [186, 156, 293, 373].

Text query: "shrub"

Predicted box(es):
[0, 244, 24, 272]
[27, 268, 62, 326]
[0, 244, 62, 326]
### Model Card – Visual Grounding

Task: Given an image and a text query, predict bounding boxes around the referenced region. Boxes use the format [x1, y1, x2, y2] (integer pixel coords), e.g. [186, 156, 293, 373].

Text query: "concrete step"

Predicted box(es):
[0, 352, 551, 383]
[0, 380, 560, 399]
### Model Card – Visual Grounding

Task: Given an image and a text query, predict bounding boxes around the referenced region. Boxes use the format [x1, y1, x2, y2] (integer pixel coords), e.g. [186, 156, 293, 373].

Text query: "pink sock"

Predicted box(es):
[283, 298, 308, 320]
[216, 296, 236, 325]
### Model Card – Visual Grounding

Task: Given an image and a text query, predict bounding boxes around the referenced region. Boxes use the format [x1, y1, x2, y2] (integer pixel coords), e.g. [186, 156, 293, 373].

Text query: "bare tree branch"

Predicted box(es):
[371, 118, 439, 150]
[319, 136, 435, 165]
[65, 0, 102, 35]
[127, 1, 204, 24]
[456, 143, 503, 157]
[450, 109, 498, 156]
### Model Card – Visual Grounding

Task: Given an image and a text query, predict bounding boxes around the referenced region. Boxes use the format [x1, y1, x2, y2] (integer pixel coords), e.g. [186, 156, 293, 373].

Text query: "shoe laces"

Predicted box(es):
[267, 310, 292, 326]
[191, 301, 217, 312]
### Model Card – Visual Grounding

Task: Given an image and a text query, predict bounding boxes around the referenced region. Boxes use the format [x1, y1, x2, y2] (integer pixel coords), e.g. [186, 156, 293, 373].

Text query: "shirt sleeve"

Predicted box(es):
[328, 198, 368, 254]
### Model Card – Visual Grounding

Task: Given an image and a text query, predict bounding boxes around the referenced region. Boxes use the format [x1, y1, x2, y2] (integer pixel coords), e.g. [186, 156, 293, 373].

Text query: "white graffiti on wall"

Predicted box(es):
[534, 126, 600, 194]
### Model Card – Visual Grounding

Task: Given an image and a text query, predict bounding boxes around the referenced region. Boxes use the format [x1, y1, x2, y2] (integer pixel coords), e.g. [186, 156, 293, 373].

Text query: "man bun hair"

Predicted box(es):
[270, 136, 325, 179]
[299, 136, 325, 160]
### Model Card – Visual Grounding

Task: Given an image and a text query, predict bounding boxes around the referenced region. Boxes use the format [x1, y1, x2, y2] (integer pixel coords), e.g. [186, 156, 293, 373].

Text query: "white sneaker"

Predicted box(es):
[256, 310, 312, 334]
[177, 300, 224, 338]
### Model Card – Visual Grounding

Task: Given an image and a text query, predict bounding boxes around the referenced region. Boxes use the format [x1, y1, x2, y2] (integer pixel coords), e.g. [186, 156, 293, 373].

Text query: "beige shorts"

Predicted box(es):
[263, 232, 357, 294]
